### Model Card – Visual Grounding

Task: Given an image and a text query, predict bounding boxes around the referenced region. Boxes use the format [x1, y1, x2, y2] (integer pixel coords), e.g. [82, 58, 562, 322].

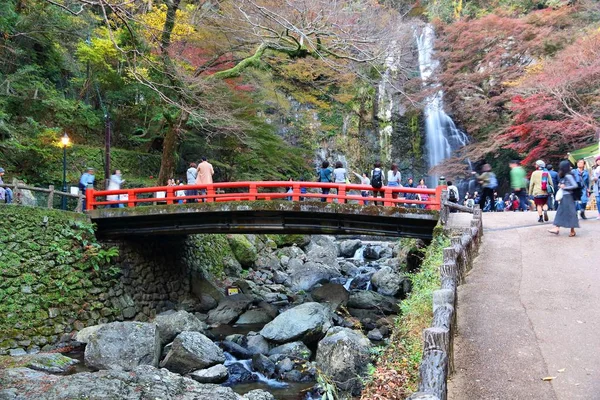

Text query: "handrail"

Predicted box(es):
[1, 178, 84, 212]
[86, 181, 445, 211]
[442, 201, 475, 214]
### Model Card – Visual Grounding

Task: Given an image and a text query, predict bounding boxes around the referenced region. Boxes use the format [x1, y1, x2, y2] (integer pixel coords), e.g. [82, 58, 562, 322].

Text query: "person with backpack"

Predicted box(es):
[370, 161, 385, 205]
[447, 180, 459, 212]
[548, 160, 579, 237]
[529, 160, 554, 223]
[473, 164, 497, 212]
[318, 161, 333, 202]
[591, 156, 600, 220]
[574, 158, 589, 219]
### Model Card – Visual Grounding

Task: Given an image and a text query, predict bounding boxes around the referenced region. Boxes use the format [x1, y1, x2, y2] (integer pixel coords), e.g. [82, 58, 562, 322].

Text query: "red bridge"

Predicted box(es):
[86, 181, 444, 239]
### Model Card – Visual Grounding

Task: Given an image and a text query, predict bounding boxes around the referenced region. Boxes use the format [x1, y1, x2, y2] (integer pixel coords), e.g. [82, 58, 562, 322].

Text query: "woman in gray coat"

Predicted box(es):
[548, 160, 579, 237]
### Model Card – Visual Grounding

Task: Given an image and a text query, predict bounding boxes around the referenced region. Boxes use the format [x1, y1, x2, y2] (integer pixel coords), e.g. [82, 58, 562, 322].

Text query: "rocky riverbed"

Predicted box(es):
[0, 234, 424, 399]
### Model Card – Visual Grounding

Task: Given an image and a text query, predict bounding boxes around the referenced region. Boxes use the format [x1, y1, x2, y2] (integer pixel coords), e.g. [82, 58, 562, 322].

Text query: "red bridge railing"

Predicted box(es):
[86, 181, 444, 211]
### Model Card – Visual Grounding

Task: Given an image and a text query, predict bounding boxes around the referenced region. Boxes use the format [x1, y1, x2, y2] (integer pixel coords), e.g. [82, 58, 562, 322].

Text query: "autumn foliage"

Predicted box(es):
[434, 5, 599, 170]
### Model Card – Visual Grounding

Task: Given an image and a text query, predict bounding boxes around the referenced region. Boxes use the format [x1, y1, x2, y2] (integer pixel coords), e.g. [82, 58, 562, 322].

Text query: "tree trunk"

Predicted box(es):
[158, 111, 188, 185]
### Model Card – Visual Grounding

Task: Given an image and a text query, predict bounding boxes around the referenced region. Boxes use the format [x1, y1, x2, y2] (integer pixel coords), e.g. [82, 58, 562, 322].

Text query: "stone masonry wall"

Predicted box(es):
[0, 205, 238, 355]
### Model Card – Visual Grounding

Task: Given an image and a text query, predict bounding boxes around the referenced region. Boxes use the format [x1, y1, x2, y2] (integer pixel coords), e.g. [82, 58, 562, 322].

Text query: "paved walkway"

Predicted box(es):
[448, 211, 600, 400]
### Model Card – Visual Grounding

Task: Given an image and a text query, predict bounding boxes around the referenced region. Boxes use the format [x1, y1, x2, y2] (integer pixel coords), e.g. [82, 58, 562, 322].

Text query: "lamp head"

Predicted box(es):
[61, 133, 70, 147]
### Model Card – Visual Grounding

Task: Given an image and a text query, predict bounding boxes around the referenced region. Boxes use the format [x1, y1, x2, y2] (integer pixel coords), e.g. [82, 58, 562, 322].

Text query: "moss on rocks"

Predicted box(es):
[227, 234, 258, 267]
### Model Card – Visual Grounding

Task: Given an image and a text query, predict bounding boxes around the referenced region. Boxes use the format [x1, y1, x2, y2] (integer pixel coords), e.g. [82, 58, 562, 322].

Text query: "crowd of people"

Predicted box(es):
[448, 157, 600, 237]
[316, 160, 431, 207]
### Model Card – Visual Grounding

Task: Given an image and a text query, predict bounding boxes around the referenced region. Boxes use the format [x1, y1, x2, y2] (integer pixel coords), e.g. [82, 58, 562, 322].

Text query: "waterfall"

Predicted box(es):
[377, 44, 398, 167]
[416, 24, 469, 186]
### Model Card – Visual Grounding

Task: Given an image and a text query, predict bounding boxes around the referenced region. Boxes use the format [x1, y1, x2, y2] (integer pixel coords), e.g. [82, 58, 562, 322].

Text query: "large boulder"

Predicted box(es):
[371, 267, 408, 297]
[260, 302, 333, 344]
[154, 310, 207, 345]
[252, 354, 276, 378]
[347, 291, 399, 314]
[227, 234, 258, 267]
[269, 234, 311, 248]
[288, 261, 341, 292]
[315, 327, 371, 395]
[338, 239, 362, 258]
[160, 331, 225, 374]
[268, 341, 311, 361]
[246, 333, 270, 355]
[243, 389, 276, 400]
[0, 365, 243, 400]
[188, 364, 228, 384]
[235, 309, 273, 325]
[311, 283, 349, 311]
[207, 294, 254, 325]
[84, 321, 161, 371]
[74, 324, 105, 343]
[305, 236, 339, 266]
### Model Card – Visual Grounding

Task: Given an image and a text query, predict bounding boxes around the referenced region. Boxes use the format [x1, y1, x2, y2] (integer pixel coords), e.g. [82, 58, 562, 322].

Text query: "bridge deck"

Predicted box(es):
[89, 201, 440, 239]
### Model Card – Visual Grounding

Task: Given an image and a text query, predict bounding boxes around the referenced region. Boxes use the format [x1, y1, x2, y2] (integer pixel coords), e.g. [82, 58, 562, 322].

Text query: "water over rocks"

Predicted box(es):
[2, 234, 421, 399]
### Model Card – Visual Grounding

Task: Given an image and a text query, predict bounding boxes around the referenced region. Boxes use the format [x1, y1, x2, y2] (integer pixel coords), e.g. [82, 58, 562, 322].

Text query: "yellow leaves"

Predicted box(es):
[139, 4, 197, 42]
[75, 28, 120, 71]
[503, 61, 544, 87]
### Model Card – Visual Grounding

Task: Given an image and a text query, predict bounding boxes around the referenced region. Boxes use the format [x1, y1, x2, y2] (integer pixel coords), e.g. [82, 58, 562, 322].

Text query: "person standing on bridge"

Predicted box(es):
[352, 170, 370, 204]
[186, 162, 198, 202]
[548, 160, 579, 237]
[529, 160, 553, 223]
[509, 160, 528, 211]
[370, 161, 384, 206]
[318, 161, 333, 202]
[197, 157, 214, 202]
[387, 163, 402, 201]
[106, 170, 124, 208]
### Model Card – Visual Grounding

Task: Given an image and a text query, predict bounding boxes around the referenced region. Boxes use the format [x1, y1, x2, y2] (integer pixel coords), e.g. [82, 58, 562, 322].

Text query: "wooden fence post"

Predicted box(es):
[47, 185, 54, 209]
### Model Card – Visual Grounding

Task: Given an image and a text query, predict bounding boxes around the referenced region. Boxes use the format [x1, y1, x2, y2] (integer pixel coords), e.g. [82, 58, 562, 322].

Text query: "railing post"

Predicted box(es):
[206, 185, 215, 203]
[292, 183, 300, 202]
[127, 190, 135, 208]
[249, 183, 257, 201]
[384, 187, 393, 207]
[339, 184, 346, 204]
[166, 187, 174, 205]
[12, 178, 21, 204]
[85, 187, 94, 211]
[47, 185, 54, 209]
[326, 185, 334, 203]
[75, 193, 83, 212]
[434, 185, 445, 211]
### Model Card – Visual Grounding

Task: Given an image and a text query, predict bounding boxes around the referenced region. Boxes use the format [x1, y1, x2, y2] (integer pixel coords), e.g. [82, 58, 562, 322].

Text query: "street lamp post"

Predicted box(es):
[61, 133, 70, 210]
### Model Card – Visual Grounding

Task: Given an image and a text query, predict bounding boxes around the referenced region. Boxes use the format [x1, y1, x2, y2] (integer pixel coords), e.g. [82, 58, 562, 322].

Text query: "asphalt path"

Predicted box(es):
[448, 211, 600, 400]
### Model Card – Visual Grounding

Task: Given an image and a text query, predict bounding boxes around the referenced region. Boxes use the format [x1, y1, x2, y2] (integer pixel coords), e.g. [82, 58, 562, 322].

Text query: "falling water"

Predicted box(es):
[416, 24, 469, 186]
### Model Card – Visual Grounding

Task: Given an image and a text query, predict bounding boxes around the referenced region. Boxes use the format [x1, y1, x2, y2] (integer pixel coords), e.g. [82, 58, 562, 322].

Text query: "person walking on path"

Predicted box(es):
[186, 162, 198, 202]
[370, 161, 385, 205]
[528, 160, 553, 223]
[591, 156, 600, 220]
[574, 158, 590, 219]
[548, 160, 579, 237]
[106, 170, 125, 208]
[0, 167, 13, 204]
[473, 164, 498, 212]
[387, 163, 402, 201]
[197, 157, 214, 201]
[352, 170, 370, 204]
[547, 164, 559, 210]
[509, 160, 528, 211]
[318, 161, 333, 202]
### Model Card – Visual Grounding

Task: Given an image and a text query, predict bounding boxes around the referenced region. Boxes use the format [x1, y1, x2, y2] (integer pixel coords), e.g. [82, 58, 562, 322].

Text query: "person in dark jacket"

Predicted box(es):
[546, 164, 559, 210]
[548, 160, 579, 237]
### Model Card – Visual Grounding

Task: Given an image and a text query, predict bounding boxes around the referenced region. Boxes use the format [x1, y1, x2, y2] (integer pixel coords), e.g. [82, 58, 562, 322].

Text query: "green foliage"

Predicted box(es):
[316, 371, 340, 400]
